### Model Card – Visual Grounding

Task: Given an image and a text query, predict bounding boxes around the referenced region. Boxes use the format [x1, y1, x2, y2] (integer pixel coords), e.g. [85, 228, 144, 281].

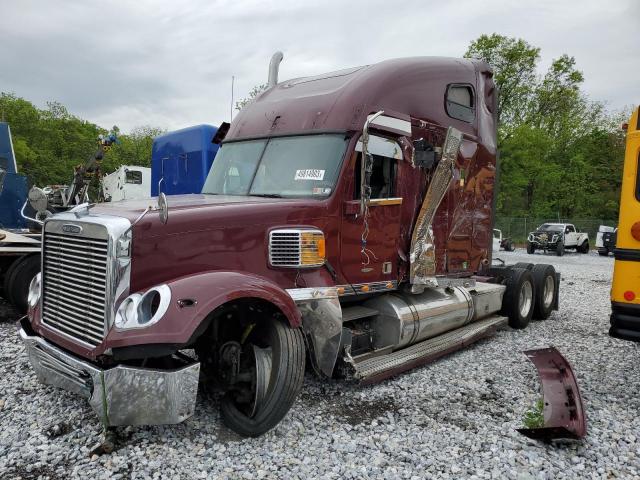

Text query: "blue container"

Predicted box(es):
[151, 124, 219, 196]
[0, 123, 27, 229]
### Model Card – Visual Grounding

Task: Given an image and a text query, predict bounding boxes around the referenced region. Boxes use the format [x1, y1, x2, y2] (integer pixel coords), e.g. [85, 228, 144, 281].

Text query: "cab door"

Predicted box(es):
[565, 225, 577, 245]
[340, 136, 403, 286]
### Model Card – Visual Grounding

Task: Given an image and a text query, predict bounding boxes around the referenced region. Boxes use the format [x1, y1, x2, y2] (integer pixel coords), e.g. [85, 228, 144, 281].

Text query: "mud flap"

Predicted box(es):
[517, 347, 586, 440]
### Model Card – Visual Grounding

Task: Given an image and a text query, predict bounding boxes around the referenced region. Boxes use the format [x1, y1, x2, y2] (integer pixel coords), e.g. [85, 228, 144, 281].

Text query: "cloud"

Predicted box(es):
[0, 0, 636, 132]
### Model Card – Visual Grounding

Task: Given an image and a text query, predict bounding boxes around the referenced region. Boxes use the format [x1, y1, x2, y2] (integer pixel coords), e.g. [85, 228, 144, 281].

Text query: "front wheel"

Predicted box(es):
[556, 241, 565, 256]
[219, 317, 306, 437]
[526, 242, 535, 254]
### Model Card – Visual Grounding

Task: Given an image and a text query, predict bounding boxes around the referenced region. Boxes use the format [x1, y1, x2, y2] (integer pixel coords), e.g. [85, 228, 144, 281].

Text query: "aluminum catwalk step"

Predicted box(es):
[349, 315, 508, 384]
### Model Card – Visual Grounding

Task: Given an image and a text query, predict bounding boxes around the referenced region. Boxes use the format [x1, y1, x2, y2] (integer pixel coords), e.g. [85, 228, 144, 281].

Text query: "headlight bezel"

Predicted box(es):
[27, 272, 42, 309]
[114, 284, 171, 331]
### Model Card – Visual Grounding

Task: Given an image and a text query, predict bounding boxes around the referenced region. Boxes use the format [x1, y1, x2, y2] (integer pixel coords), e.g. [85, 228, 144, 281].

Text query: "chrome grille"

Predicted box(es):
[42, 231, 109, 347]
[269, 230, 301, 267]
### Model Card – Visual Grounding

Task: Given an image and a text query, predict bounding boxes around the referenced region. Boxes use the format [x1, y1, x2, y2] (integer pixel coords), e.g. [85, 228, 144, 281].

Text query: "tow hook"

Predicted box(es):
[517, 347, 587, 440]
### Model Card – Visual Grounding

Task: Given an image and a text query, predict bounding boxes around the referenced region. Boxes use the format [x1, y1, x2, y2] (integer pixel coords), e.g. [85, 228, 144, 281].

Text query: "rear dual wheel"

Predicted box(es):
[501, 268, 535, 329]
[502, 264, 558, 328]
[531, 264, 557, 320]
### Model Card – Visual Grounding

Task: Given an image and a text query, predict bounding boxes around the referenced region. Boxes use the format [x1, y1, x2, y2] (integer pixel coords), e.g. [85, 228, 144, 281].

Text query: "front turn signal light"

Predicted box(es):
[300, 231, 326, 266]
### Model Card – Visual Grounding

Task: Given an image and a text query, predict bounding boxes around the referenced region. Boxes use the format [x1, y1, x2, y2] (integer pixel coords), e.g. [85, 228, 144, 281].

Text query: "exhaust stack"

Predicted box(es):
[268, 51, 284, 88]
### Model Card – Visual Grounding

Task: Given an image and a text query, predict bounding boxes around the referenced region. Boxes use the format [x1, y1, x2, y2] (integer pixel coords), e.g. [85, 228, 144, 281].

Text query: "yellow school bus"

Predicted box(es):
[610, 106, 640, 341]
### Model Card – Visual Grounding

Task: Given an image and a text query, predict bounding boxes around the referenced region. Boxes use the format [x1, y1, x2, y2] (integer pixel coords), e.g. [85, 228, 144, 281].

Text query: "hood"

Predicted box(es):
[95, 193, 333, 292]
[91, 194, 299, 223]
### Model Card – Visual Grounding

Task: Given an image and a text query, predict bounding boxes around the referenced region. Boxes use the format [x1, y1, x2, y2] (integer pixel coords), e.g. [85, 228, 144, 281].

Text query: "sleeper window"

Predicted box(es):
[446, 84, 475, 123]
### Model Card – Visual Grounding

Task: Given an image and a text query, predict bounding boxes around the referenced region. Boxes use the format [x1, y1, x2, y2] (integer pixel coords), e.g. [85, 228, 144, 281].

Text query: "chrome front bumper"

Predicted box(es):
[19, 325, 200, 426]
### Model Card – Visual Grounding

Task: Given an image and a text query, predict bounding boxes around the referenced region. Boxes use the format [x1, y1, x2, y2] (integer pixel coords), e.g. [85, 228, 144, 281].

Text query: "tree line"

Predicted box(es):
[464, 34, 627, 220]
[0, 93, 163, 187]
[1, 34, 629, 220]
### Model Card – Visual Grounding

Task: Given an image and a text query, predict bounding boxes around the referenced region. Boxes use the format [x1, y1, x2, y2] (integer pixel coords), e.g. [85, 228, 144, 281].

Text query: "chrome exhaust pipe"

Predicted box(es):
[268, 51, 284, 88]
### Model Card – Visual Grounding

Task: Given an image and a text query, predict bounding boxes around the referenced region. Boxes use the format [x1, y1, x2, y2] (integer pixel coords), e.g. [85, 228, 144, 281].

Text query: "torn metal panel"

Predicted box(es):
[298, 296, 343, 377]
[410, 127, 462, 291]
[517, 347, 587, 440]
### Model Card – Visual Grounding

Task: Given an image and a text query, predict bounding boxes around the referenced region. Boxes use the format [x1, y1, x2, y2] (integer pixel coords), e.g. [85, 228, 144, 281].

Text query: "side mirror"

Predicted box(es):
[413, 138, 437, 169]
[212, 122, 230, 145]
[158, 192, 169, 224]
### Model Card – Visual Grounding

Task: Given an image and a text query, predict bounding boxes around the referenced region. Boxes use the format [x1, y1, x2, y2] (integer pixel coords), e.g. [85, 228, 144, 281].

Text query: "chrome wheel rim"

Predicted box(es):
[519, 281, 533, 317]
[543, 275, 555, 309]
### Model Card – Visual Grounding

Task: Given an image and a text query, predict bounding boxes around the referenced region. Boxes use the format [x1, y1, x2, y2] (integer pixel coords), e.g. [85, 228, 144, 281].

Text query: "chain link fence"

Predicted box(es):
[494, 217, 618, 245]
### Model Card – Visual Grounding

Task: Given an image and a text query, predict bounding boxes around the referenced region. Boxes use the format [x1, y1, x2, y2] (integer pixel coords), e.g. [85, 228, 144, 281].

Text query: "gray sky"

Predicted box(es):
[1, 0, 637, 133]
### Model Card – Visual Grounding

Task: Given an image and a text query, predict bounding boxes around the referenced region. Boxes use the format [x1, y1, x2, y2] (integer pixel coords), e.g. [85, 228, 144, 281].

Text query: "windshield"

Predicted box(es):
[201, 134, 348, 198]
[537, 224, 562, 232]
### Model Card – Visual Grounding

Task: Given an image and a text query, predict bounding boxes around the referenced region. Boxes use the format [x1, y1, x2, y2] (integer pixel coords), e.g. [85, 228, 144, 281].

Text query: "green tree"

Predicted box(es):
[465, 34, 626, 220]
[0, 92, 163, 189]
[235, 83, 268, 112]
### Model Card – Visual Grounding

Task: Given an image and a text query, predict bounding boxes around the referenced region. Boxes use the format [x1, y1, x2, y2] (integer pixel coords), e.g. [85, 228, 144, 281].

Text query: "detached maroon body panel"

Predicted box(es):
[518, 347, 587, 440]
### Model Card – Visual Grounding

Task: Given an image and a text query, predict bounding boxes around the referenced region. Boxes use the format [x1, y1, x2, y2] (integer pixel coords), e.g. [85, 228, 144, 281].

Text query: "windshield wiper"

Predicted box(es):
[250, 193, 284, 198]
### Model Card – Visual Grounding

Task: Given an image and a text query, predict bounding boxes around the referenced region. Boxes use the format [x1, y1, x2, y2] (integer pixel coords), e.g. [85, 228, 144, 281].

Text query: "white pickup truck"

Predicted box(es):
[527, 223, 589, 256]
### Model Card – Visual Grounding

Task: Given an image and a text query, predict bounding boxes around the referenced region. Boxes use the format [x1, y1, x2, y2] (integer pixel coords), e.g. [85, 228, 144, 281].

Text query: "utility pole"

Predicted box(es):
[230, 76, 235, 122]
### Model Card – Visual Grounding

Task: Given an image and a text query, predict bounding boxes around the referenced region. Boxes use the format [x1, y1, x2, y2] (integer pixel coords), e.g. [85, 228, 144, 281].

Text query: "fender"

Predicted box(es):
[105, 271, 301, 349]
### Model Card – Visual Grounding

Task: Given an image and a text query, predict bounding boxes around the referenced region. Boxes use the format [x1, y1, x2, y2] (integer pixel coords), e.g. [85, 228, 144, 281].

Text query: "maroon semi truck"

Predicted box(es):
[20, 54, 560, 437]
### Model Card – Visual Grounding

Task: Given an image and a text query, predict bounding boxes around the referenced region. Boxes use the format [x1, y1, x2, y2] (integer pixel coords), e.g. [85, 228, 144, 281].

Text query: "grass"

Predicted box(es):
[522, 398, 545, 429]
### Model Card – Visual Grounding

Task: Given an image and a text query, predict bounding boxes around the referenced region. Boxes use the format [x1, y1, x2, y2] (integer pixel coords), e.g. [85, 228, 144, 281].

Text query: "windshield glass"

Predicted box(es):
[201, 134, 348, 198]
[538, 224, 562, 232]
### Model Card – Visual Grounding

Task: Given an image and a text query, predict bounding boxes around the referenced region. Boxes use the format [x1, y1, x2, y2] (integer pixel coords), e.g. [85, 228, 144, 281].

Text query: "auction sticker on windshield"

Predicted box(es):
[295, 169, 325, 181]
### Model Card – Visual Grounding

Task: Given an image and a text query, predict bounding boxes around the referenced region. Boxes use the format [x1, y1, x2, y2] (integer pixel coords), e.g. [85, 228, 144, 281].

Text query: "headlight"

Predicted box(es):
[27, 272, 41, 308]
[114, 284, 171, 330]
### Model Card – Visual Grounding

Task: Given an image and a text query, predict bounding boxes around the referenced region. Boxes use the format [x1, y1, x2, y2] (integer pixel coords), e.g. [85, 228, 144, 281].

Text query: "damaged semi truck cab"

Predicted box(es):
[21, 55, 560, 437]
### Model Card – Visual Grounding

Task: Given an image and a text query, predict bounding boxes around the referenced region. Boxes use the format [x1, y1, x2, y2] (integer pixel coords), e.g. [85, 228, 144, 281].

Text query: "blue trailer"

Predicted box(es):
[0, 122, 28, 230]
[151, 124, 220, 196]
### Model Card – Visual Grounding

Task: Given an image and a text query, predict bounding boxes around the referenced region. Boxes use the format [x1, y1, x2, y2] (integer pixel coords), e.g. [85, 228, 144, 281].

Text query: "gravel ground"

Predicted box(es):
[1, 250, 639, 479]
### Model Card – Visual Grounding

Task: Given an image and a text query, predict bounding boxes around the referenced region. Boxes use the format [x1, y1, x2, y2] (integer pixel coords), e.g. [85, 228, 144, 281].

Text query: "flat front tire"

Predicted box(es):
[221, 317, 306, 437]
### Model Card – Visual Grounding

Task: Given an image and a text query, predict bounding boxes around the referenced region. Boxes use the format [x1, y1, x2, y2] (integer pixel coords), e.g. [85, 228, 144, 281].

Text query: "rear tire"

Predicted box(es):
[578, 241, 589, 254]
[501, 267, 535, 329]
[7, 255, 40, 312]
[531, 264, 557, 320]
[598, 248, 609, 256]
[556, 241, 564, 256]
[526, 242, 535, 254]
[513, 262, 533, 271]
[505, 241, 515, 252]
[220, 317, 306, 437]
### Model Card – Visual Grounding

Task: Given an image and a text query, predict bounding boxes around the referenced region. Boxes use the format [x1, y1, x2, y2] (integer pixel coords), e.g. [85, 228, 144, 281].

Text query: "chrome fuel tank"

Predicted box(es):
[363, 282, 505, 351]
